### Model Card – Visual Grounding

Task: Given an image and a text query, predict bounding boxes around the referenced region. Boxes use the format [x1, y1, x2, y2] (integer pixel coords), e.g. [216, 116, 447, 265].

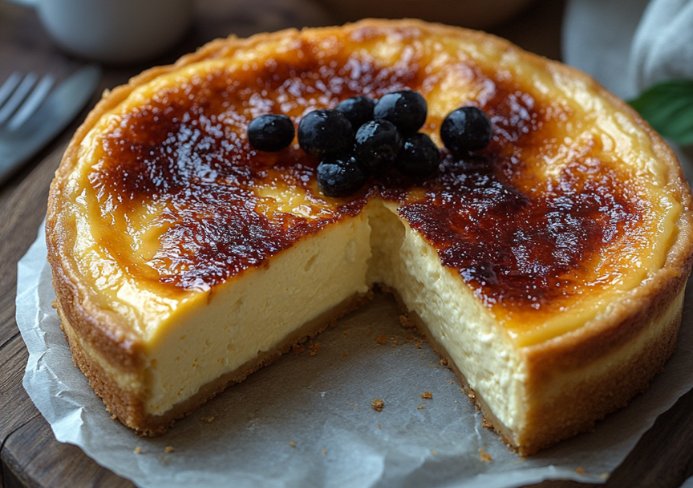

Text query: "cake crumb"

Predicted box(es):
[110, 414, 117, 420]
[322, 449, 327, 455]
[200, 416, 215, 423]
[375, 335, 387, 344]
[600, 473, 609, 480]
[134, 447, 141, 454]
[479, 448, 492, 463]
[292, 344, 305, 355]
[576, 467, 585, 475]
[439, 358, 448, 366]
[309, 342, 321, 356]
[378, 424, 381, 429]
[415, 343, 422, 349]
[343, 329, 350, 335]
[290, 441, 296, 447]
[371, 399, 385, 412]
[343, 351, 349, 357]
[482, 418, 493, 429]
[432, 450, 438, 455]
[420, 391, 432, 400]
[405, 334, 413, 340]
[165, 446, 174, 453]
[417, 405, 425, 410]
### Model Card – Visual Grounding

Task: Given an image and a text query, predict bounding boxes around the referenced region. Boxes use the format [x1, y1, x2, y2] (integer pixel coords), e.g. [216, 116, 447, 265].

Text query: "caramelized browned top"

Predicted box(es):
[83, 24, 659, 329]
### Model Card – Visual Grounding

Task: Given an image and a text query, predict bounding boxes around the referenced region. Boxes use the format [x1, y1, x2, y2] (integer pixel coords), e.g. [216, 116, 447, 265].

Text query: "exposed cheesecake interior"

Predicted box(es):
[47, 20, 693, 455]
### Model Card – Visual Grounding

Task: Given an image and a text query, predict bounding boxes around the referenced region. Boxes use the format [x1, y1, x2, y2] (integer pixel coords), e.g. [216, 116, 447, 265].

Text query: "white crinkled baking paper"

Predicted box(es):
[16, 225, 693, 488]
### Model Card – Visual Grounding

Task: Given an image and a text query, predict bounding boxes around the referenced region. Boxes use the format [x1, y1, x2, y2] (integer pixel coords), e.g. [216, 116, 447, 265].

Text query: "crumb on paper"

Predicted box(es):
[110, 414, 117, 420]
[343, 329, 350, 335]
[375, 335, 387, 344]
[343, 351, 349, 357]
[420, 391, 432, 400]
[440, 358, 448, 366]
[576, 467, 585, 475]
[417, 405, 425, 410]
[482, 418, 493, 429]
[200, 416, 215, 423]
[322, 449, 327, 455]
[405, 334, 413, 340]
[309, 342, 321, 356]
[292, 344, 305, 355]
[432, 450, 437, 455]
[133, 447, 141, 454]
[378, 424, 381, 429]
[371, 399, 384, 412]
[479, 448, 492, 463]
[290, 441, 296, 447]
[165, 446, 174, 453]
[600, 473, 609, 480]
[415, 343, 422, 349]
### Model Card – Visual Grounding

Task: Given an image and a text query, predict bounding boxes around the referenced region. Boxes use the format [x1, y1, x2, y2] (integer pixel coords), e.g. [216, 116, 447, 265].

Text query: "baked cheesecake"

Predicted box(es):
[46, 19, 693, 455]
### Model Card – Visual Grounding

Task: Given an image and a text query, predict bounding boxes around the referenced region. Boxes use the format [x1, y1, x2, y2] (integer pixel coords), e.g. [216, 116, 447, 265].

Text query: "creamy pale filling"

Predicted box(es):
[142, 213, 371, 415]
[366, 201, 526, 431]
[122, 199, 524, 431]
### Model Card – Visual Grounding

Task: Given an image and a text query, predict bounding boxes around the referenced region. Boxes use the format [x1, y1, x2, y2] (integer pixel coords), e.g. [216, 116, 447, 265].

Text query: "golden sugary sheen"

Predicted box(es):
[46, 19, 693, 455]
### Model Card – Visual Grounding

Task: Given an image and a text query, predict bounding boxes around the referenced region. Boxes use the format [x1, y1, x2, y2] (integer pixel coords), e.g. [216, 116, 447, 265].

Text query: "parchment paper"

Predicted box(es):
[16, 226, 693, 488]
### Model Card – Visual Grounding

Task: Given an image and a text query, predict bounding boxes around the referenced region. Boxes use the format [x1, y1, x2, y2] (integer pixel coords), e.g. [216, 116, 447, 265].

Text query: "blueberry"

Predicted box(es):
[336, 96, 376, 130]
[298, 109, 354, 157]
[247, 114, 295, 152]
[441, 106, 493, 153]
[373, 90, 427, 135]
[397, 133, 440, 178]
[354, 120, 402, 174]
[317, 154, 366, 197]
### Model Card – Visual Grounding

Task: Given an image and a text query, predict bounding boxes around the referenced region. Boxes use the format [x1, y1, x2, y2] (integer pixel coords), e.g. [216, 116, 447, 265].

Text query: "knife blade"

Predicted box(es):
[0, 64, 102, 186]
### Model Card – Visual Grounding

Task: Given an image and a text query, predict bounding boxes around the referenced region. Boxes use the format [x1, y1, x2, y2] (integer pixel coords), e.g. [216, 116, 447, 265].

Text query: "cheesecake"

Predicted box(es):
[46, 19, 693, 455]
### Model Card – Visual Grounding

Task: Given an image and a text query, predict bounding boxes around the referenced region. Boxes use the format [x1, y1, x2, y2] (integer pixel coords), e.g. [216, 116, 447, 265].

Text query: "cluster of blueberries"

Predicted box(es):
[247, 90, 493, 197]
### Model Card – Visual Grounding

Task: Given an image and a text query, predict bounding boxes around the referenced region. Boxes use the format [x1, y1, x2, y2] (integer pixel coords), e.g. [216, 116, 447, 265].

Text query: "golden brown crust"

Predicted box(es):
[59, 292, 371, 435]
[389, 281, 686, 455]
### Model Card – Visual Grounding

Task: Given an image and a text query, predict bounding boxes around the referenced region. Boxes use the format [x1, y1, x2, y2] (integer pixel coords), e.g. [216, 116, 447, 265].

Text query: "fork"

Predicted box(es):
[0, 65, 101, 186]
[0, 72, 55, 132]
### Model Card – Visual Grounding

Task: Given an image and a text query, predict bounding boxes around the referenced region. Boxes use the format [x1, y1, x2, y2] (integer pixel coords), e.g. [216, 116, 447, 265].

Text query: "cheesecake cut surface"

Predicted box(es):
[47, 20, 693, 454]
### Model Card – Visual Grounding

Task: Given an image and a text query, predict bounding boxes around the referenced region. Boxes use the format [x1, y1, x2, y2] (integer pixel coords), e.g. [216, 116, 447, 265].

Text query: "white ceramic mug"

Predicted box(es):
[9, 0, 193, 64]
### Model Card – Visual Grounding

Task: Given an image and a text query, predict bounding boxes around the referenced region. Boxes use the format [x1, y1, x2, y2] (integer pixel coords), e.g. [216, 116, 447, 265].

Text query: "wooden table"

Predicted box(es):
[1, 1, 692, 487]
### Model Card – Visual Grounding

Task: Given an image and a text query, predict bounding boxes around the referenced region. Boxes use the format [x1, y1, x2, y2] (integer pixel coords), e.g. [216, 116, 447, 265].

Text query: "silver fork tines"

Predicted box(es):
[0, 72, 56, 131]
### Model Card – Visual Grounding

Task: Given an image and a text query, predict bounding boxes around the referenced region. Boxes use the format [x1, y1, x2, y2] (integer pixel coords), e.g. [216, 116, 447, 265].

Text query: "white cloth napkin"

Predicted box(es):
[564, 0, 693, 97]
[630, 0, 693, 92]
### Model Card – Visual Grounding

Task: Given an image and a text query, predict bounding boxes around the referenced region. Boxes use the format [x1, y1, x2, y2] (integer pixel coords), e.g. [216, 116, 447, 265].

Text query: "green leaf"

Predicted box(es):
[628, 79, 693, 146]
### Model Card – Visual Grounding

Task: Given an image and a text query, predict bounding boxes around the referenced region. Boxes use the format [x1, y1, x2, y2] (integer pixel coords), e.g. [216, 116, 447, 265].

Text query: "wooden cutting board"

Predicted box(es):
[2, 142, 693, 488]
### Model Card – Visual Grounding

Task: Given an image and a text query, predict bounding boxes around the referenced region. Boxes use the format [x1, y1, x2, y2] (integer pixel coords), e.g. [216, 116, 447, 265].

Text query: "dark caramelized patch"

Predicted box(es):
[394, 153, 641, 310]
[86, 27, 648, 317]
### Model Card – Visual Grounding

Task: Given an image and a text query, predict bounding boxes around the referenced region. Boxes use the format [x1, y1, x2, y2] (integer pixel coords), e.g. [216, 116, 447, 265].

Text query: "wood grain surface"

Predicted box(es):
[1, 0, 692, 487]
